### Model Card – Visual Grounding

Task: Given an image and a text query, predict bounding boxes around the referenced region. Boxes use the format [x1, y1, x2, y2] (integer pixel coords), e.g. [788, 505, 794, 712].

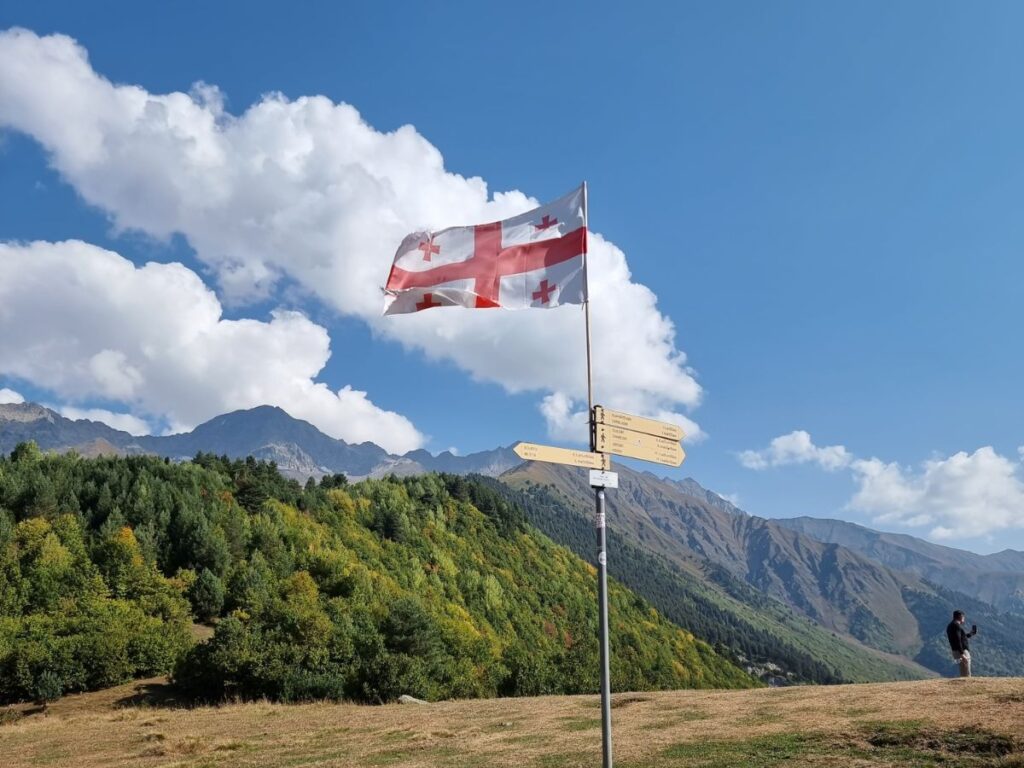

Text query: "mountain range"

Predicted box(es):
[500, 461, 1024, 677]
[774, 516, 1024, 614]
[4, 401, 1023, 680]
[0, 403, 521, 480]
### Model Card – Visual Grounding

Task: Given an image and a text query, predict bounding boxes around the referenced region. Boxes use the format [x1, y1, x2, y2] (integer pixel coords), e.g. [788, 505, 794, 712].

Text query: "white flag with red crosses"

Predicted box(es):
[383, 184, 587, 314]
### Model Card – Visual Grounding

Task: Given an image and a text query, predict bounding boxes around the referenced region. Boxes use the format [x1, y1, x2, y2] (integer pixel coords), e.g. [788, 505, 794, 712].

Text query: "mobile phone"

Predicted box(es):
[972, 624, 977, 633]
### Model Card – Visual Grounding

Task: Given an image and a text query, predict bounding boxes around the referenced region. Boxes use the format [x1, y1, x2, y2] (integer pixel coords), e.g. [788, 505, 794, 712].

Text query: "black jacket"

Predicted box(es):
[946, 621, 976, 654]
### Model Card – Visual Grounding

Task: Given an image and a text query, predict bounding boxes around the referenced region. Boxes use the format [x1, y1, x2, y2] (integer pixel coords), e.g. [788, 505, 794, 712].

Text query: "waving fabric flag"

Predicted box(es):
[383, 184, 587, 314]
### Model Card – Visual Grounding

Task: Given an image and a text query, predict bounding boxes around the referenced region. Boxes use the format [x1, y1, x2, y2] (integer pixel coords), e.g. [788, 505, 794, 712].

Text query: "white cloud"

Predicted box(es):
[0, 240, 423, 453]
[58, 406, 150, 436]
[0, 28, 703, 440]
[87, 350, 143, 399]
[539, 392, 590, 444]
[739, 430, 1024, 539]
[738, 430, 851, 471]
[0, 388, 24, 404]
[849, 449, 1024, 540]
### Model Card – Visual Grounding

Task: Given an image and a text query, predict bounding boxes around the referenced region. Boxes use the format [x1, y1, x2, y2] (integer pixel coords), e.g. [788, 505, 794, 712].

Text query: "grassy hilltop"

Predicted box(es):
[2, 677, 1024, 767]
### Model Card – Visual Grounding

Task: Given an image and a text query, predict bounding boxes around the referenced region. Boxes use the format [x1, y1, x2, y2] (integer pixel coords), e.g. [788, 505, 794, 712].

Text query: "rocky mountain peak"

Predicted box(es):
[0, 402, 56, 424]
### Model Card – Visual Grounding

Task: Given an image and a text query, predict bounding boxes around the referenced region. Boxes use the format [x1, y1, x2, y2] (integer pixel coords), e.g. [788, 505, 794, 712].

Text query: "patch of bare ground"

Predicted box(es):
[1, 677, 1022, 767]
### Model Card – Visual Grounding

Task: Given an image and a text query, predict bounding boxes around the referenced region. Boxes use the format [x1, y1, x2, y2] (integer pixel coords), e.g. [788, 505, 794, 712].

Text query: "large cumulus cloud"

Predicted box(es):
[0, 240, 423, 453]
[0, 28, 703, 443]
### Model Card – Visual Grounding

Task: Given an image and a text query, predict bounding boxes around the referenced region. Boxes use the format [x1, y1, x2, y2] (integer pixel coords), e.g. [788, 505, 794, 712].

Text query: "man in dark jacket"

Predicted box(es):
[946, 610, 977, 677]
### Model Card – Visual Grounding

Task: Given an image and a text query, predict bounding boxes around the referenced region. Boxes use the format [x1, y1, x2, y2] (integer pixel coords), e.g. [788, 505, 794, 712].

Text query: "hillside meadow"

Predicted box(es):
[3, 677, 1024, 767]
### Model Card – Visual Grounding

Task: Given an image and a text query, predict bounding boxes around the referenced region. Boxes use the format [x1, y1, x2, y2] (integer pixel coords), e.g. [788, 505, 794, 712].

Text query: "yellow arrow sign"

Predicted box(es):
[593, 405, 685, 442]
[595, 424, 686, 467]
[514, 442, 611, 470]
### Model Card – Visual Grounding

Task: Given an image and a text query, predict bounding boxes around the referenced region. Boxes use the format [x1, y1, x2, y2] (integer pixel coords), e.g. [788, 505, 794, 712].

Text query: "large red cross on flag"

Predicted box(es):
[383, 184, 588, 314]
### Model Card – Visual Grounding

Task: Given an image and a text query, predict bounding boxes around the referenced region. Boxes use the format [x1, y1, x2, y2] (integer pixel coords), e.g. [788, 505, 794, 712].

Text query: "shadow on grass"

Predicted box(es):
[619, 722, 1022, 768]
[862, 721, 1017, 758]
[114, 680, 200, 709]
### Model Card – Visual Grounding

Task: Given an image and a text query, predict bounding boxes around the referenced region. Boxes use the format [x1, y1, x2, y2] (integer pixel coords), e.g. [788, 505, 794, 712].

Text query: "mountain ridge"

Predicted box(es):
[500, 460, 1024, 677]
[0, 402, 521, 481]
[774, 515, 1024, 613]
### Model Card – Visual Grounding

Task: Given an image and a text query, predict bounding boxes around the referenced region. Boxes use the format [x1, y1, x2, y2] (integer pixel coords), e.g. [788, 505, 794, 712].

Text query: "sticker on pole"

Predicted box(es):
[589, 470, 618, 488]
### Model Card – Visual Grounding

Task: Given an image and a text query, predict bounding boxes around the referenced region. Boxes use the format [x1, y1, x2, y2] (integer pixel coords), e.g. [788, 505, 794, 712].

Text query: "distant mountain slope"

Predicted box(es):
[505, 461, 922, 653]
[775, 516, 1024, 614]
[0, 403, 520, 481]
[402, 446, 522, 478]
[500, 461, 1024, 677]
[481, 475, 930, 684]
[141, 406, 392, 477]
[0, 403, 148, 455]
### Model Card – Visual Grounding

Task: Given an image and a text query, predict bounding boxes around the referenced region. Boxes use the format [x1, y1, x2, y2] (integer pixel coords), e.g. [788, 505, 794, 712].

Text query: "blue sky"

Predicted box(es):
[1, 2, 1023, 552]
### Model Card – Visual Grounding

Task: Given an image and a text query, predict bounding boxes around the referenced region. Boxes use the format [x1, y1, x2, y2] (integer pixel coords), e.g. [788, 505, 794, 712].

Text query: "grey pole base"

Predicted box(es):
[596, 487, 612, 768]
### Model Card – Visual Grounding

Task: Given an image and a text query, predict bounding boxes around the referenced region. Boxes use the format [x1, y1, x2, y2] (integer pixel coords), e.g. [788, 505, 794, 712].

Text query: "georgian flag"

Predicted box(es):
[383, 184, 587, 314]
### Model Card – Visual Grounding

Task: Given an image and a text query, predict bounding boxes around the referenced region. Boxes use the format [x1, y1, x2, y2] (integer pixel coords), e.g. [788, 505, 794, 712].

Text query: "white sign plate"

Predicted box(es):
[589, 470, 619, 488]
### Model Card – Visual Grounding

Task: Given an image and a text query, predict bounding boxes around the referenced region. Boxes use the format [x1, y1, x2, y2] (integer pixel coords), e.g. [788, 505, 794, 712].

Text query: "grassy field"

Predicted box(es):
[3, 677, 1024, 767]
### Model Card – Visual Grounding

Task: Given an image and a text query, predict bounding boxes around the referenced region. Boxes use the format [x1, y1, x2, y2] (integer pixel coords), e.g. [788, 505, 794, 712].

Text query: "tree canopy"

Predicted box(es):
[0, 445, 756, 704]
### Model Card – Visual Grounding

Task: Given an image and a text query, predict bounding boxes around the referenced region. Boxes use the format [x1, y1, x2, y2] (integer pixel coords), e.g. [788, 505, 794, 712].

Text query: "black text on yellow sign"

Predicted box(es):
[514, 442, 612, 470]
[594, 424, 685, 467]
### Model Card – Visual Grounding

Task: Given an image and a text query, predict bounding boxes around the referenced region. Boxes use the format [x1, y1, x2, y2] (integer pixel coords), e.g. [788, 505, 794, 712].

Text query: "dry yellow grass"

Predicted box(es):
[3, 677, 1024, 767]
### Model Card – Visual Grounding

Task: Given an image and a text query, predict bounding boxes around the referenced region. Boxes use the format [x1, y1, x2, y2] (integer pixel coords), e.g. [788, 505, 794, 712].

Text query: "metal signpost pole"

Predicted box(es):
[582, 181, 613, 768]
[595, 485, 612, 768]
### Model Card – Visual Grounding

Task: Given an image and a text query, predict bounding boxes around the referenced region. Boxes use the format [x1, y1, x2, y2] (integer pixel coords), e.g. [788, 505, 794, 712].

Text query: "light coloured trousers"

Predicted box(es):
[953, 650, 971, 677]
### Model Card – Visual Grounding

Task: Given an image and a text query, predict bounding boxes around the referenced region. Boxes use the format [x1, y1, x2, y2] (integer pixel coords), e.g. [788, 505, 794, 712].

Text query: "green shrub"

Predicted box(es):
[31, 669, 62, 706]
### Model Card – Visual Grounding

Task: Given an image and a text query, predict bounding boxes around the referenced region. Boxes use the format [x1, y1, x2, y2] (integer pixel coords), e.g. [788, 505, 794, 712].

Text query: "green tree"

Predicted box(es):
[189, 568, 225, 622]
[31, 669, 62, 707]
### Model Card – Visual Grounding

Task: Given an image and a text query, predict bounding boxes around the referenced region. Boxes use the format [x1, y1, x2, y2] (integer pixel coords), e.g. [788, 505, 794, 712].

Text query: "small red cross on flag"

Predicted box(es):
[382, 184, 588, 314]
[417, 237, 440, 262]
[532, 279, 556, 304]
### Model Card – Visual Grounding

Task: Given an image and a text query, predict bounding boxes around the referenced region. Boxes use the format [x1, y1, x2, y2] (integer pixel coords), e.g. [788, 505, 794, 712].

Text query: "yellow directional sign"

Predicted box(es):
[595, 424, 685, 467]
[514, 442, 611, 470]
[593, 406, 685, 442]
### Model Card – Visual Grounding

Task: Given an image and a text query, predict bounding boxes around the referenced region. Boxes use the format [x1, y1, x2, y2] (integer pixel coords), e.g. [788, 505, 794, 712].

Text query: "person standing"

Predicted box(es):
[946, 610, 977, 677]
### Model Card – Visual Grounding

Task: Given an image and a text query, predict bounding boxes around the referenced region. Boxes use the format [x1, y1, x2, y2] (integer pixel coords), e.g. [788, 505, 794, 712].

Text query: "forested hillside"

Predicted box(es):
[0, 445, 755, 705]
